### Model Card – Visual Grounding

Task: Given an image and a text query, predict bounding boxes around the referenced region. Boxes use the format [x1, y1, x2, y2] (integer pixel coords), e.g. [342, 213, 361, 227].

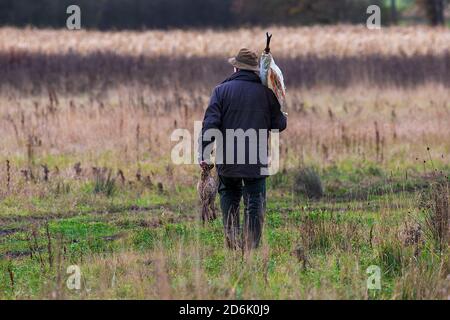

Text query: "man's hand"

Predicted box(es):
[200, 161, 214, 172]
[199, 160, 209, 171]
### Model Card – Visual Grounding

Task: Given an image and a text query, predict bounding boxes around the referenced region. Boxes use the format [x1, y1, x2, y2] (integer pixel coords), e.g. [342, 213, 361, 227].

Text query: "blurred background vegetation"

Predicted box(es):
[0, 0, 448, 29]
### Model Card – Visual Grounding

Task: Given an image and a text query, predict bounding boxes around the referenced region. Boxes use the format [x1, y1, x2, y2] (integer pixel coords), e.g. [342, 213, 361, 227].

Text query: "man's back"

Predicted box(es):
[201, 70, 287, 178]
[200, 47, 287, 250]
[218, 70, 276, 132]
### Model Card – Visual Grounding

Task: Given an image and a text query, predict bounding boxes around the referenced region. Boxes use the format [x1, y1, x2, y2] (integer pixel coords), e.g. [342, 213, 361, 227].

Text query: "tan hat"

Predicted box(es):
[228, 48, 259, 72]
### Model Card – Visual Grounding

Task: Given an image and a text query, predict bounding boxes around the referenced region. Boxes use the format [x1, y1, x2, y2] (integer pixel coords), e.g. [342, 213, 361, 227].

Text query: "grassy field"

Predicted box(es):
[0, 26, 449, 300]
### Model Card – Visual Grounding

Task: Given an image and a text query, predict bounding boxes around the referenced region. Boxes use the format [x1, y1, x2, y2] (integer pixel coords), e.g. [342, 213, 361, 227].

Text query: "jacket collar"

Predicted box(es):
[221, 70, 261, 84]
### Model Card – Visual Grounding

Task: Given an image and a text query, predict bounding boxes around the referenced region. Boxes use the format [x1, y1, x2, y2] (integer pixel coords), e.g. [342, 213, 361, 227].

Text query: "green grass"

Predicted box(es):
[0, 161, 448, 300]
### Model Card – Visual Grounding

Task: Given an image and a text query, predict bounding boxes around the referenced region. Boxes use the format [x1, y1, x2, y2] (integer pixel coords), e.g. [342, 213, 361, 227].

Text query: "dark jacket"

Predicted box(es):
[200, 70, 287, 178]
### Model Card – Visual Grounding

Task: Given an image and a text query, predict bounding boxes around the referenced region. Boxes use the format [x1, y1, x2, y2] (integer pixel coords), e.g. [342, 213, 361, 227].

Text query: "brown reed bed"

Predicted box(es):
[1, 51, 449, 93]
[2, 26, 449, 58]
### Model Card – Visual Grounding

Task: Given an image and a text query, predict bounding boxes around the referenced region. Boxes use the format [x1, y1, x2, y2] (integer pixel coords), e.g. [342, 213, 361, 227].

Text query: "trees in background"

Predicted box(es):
[232, 0, 388, 25]
[417, 0, 446, 25]
[0, 0, 446, 29]
[390, 0, 398, 24]
[0, 0, 234, 29]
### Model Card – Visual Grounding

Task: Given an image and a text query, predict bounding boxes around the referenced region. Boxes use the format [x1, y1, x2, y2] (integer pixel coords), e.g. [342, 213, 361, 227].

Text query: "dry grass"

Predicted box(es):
[2, 26, 450, 58]
[2, 26, 449, 92]
[0, 86, 448, 186]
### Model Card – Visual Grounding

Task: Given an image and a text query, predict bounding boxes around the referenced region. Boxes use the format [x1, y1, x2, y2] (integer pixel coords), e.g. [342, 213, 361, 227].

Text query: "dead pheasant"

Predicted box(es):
[197, 164, 218, 223]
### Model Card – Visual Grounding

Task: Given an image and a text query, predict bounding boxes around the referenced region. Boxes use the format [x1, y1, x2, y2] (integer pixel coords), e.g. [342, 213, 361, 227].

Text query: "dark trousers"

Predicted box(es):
[218, 175, 266, 250]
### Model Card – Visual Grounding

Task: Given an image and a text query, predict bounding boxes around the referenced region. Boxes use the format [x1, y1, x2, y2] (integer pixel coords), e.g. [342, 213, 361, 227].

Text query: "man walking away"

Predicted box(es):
[199, 48, 287, 250]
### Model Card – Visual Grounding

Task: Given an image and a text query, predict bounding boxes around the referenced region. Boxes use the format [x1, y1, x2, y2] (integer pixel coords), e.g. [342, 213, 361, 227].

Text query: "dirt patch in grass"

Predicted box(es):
[0, 228, 24, 238]
[0, 204, 165, 226]
[1, 249, 39, 259]
[101, 233, 127, 242]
